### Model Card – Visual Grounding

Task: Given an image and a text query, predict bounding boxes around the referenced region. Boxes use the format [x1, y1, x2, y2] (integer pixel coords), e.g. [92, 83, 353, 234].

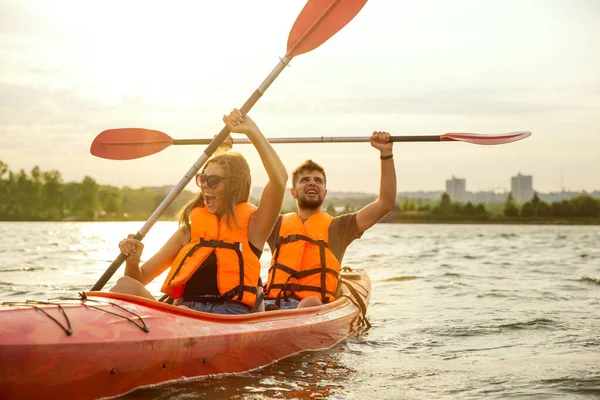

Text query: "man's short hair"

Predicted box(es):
[291, 159, 326, 188]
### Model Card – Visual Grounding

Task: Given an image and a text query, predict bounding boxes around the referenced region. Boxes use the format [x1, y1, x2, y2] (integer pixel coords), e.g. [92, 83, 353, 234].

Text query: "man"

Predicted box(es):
[263, 131, 396, 310]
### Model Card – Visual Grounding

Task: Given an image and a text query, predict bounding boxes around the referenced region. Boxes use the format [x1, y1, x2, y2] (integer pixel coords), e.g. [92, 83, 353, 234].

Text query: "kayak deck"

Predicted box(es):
[0, 269, 370, 400]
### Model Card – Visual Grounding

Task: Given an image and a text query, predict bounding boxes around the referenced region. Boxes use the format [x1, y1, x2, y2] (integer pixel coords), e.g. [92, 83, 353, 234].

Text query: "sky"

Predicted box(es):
[1, 0, 599, 195]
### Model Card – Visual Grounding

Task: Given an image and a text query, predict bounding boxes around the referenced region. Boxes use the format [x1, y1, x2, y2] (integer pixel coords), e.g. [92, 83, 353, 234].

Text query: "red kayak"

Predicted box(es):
[0, 269, 370, 400]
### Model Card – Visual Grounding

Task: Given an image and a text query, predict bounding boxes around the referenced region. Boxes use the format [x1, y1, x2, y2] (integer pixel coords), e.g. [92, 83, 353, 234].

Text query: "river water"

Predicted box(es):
[1, 222, 599, 399]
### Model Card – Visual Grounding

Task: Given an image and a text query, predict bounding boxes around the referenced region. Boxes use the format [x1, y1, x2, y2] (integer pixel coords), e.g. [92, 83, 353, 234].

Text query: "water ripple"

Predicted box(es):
[581, 276, 600, 285]
[382, 275, 420, 282]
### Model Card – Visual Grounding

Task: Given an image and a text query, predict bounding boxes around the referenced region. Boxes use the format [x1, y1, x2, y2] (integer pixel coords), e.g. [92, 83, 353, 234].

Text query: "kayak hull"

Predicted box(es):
[0, 270, 370, 399]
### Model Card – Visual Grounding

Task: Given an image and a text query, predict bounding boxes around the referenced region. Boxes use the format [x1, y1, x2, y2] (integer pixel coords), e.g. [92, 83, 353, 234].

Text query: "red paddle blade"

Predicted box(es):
[440, 131, 532, 145]
[90, 128, 174, 160]
[287, 0, 368, 58]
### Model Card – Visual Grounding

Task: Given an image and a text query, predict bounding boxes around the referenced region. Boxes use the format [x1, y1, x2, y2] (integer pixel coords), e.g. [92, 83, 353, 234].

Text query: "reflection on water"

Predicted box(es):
[122, 339, 362, 400]
[0, 221, 177, 298]
[1, 222, 600, 399]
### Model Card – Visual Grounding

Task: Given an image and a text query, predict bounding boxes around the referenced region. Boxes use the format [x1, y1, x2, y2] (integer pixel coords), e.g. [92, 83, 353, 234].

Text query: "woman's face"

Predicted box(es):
[200, 162, 226, 215]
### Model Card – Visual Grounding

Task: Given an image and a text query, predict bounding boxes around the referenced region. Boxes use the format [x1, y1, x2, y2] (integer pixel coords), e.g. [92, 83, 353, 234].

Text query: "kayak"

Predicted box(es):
[0, 268, 370, 400]
[1, 269, 370, 399]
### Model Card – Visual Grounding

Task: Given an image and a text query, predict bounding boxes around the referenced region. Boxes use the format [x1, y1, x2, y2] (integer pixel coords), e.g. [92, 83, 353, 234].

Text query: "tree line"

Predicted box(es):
[1, 161, 598, 222]
[0, 161, 194, 221]
[390, 192, 600, 221]
[502, 192, 599, 218]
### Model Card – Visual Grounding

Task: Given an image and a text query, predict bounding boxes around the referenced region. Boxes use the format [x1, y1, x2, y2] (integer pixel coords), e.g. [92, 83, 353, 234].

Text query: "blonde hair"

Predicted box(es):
[178, 151, 251, 230]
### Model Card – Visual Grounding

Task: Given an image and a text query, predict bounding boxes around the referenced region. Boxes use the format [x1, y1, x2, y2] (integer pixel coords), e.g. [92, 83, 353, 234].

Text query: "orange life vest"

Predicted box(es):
[265, 212, 341, 303]
[160, 202, 260, 308]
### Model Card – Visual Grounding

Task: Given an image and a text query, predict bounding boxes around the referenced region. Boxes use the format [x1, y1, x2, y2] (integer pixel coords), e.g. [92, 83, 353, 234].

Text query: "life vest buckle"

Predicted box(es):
[199, 238, 221, 248]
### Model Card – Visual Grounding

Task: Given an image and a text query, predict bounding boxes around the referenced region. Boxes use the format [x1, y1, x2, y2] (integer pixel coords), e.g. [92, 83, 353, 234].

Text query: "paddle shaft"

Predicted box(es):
[172, 135, 443, 145]
[90, 57, 290, 291]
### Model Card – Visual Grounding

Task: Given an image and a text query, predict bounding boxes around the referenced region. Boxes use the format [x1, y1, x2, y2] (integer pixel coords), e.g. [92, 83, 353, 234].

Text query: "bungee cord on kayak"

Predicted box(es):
[1, 300, 73, 336]
[1, 294, 152, 335]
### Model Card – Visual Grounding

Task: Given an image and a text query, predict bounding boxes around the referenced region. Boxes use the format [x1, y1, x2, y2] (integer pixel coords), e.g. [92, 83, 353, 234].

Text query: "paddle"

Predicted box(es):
[90, 0, 368, 291]
[91, 130, 532, 160]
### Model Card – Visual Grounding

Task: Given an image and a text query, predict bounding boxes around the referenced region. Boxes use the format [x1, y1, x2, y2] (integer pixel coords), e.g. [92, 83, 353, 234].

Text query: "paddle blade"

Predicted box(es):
[287, 0, 368, 58]
[440, 131, 532, 145]
[90, 128, 174, 160]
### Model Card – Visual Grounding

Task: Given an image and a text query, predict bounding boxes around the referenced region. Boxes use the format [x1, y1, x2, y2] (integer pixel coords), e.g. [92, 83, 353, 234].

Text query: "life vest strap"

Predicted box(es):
[195, 238, 246, 301]
[167, 239, 241, 286]
[268, 263, 297, 276]
[279, 234, 329, 248]
[198, 238, 240, 251]
[294, 266, 339, 279]
[220, 284, 258, 300]
[167, 242, 203, 286]
[318, 239, 327, 303]
[268, 264, 339, 280]
[266, 283, 337, 300]
[265, 264, 339, 300]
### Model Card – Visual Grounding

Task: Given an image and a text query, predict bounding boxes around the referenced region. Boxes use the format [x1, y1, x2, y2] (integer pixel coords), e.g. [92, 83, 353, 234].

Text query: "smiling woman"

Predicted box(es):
[108, 108, 288, 315]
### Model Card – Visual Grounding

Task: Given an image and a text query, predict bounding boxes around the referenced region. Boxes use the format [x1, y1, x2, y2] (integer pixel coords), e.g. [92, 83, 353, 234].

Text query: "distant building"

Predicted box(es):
[511, 173, 534, 203]
[446, 176, 467, 202]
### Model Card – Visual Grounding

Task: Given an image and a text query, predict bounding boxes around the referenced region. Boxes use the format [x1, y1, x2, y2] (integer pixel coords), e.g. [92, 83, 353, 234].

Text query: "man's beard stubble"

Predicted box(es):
[297, 195, 324, 210]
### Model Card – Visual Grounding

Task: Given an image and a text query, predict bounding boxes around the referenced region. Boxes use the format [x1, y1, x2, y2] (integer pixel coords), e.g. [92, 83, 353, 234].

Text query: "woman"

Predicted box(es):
[110, 109, 287, 315]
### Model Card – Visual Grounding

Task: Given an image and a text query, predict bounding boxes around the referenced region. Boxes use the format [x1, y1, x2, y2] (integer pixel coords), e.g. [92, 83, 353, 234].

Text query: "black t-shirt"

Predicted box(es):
[182, 242, 262, 300]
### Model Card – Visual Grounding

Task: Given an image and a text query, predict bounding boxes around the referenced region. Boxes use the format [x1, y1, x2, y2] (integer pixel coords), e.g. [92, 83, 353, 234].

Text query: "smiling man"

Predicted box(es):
[263, 131, 397, 310]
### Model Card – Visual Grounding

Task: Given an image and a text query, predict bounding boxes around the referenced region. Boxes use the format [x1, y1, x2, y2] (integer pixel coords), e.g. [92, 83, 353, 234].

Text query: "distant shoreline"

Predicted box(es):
[381, 216, 600, 226]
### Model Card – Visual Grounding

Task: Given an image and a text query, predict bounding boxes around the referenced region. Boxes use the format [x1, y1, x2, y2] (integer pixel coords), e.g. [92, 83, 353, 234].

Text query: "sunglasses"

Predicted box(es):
[195, 174, 224, 189]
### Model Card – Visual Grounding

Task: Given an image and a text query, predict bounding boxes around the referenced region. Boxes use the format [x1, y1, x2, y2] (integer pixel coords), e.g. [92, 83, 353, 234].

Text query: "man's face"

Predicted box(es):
[291, 170, 327, 210]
